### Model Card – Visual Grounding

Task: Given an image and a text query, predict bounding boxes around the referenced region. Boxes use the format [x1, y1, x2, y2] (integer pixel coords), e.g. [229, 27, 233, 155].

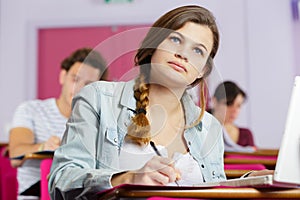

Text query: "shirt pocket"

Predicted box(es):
[97, 128, 120, 168]
[105, 128, 119, 146]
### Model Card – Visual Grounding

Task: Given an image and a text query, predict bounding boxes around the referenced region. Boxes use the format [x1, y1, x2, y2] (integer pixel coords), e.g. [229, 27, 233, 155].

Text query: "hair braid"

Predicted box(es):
[127, 75, 151, 145]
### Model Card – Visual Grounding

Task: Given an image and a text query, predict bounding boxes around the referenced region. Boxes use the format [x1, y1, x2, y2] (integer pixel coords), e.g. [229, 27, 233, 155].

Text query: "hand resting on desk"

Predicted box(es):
[112, 156, 180, 186]
[41, 135, 61, 151]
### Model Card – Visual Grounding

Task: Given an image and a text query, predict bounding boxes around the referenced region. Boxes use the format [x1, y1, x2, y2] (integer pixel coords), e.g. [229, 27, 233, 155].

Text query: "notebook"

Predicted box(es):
[216, 76, 300, 188]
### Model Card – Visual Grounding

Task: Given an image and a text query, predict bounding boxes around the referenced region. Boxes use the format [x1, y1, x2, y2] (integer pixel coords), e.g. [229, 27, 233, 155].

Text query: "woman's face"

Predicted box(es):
[150, 22, 213, 88]
[214, 94, 245, 124]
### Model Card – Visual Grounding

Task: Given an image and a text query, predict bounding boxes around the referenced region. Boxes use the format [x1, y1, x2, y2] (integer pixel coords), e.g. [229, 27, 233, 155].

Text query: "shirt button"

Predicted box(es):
[188, 141, 191, 145]
[201, 164, 205, 168]
[114, 138, 117, 143]
[212, 171, 216, 175]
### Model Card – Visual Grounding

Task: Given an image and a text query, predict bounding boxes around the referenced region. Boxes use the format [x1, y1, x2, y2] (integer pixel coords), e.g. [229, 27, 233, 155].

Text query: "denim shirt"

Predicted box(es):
[49, 80, 226, 199]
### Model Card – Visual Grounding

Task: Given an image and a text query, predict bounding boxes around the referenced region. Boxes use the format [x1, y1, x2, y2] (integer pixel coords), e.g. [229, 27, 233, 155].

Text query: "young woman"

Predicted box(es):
[49, 5, 270, 199]
[211, 81, 256, 152]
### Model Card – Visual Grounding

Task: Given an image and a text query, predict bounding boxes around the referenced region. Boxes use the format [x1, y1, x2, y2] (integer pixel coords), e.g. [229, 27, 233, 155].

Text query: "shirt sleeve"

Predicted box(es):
[48, 84, 123, 199]
[10, 101, 35, 130]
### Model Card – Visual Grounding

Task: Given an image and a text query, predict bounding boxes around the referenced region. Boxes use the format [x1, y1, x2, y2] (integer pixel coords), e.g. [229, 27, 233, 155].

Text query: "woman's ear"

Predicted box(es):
[197, 72, 204, 79]
[59, 69, 67, 85]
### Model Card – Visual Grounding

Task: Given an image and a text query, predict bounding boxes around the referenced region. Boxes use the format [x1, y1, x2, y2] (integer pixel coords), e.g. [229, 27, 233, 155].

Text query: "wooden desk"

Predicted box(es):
[10, 151, 54, 162]
[224, 149, 278, 169]
[23, 151, 54, 160]
[224, 157, 277, 167]
[224, 149, 279, 157]
[97, 185, 300, 199]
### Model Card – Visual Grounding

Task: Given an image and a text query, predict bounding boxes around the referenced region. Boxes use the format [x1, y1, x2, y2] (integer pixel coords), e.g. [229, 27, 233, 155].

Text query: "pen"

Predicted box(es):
[150, 141, 162, 156]
[150, 141, 180, 186]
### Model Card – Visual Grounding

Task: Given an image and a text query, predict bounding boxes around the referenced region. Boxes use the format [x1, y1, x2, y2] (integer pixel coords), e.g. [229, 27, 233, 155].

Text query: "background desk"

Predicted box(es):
[23, 151, 54, 160]
[224, 149, 279, 157]
[97, 184, 300, 199]
[224, 149, 278, 171]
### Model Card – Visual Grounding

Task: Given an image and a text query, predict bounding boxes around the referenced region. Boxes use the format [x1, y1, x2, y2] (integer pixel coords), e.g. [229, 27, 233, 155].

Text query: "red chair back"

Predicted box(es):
[40, 158, 53, 200]
[0, 146, 18, 200]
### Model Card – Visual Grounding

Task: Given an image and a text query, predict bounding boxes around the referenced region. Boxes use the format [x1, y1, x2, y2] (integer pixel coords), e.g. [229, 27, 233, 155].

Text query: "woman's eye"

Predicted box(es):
[170, 36, 181, 44]
[194, 47, 204, 55]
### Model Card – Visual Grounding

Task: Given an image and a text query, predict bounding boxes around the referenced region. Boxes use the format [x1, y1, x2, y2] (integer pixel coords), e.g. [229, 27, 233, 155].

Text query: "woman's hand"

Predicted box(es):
[111, 156, 180, 186]
[132, 156, 180, 185]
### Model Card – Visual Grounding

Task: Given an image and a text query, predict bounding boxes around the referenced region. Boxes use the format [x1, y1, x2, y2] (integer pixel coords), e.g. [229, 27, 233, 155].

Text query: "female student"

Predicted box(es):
[211, 81, 256, 152]
[49, 5, 270, 199]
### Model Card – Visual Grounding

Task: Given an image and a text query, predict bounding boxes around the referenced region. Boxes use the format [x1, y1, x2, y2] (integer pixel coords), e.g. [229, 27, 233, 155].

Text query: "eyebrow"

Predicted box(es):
[172, 31, 208, 52]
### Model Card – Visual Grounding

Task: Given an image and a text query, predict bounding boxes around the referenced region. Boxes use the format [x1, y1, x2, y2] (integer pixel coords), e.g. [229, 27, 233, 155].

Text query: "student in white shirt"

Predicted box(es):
[9, 47, 107, 199]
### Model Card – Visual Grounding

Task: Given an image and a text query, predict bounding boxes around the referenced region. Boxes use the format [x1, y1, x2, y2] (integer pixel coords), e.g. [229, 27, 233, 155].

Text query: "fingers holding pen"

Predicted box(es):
[133, 156, 180, 185]
[158, 156, 181, 182]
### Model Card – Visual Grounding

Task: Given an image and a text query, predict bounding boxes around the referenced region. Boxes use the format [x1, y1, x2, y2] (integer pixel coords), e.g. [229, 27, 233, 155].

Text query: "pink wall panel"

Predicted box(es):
[38, 25, 149, 99]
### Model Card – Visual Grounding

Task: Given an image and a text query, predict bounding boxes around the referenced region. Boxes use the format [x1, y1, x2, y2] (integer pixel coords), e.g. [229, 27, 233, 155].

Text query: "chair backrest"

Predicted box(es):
[0, 145, 18, 200]
[40, 158, 53, 200]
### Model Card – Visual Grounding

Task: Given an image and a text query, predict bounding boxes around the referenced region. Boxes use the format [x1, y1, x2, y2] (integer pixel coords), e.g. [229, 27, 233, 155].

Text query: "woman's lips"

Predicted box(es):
[168, 61, 187, 72]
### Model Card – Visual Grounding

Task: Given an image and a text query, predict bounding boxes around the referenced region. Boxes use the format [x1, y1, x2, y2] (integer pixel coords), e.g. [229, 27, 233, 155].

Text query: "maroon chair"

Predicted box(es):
[0, 145, 18, 200]
[40, 158, 53, 200]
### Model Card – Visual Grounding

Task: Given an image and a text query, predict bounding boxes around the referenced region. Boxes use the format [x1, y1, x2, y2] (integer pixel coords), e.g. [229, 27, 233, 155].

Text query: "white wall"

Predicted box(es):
[246, 0, 296, 148]
[0, 0, 297, 148]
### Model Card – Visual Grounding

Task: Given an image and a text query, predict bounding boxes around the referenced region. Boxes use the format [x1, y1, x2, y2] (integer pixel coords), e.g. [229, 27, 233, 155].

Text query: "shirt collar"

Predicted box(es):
[119, 79, 136, 111]
[181, 91, 202, 127]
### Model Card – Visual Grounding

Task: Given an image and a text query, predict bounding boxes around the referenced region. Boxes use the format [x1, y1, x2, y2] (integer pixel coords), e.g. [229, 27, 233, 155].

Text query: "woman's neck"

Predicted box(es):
[224, 123, 239, 143]
[148, 84, 184, 112]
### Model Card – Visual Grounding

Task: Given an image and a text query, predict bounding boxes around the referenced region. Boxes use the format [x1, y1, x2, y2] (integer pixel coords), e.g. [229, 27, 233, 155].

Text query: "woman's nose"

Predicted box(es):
[174, 53, 188, 62]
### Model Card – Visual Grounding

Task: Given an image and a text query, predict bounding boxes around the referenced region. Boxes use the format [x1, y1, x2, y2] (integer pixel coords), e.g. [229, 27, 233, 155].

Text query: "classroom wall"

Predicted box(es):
[0, 0, 298, 148]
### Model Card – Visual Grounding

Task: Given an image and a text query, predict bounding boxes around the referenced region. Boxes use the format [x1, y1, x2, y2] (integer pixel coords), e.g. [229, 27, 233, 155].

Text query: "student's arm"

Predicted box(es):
[9, 127, 41, 167]
[9, 127, 60, 167]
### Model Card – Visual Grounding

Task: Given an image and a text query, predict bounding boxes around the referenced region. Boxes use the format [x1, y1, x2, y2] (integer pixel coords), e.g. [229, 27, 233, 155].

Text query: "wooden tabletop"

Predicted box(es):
[23, 152, 54, 160]
[224, 149, 279, 157]
[98, 185, 300, 199]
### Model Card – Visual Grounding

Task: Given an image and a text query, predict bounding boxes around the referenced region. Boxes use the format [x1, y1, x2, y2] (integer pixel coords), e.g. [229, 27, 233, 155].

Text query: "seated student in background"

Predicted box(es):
[210, 81, 256, 152]
[9, 47, 107, 199]
[48, 5, 272, 199]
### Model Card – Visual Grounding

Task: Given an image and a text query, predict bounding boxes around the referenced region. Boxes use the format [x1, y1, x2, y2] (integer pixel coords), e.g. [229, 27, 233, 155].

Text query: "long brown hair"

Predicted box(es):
[127, 5, 220, 145]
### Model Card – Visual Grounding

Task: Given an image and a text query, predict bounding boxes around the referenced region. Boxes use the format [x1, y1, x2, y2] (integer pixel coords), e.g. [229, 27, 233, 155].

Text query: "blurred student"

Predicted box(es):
[8, 47, 107, 199]
[211, 81, 256, 152]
